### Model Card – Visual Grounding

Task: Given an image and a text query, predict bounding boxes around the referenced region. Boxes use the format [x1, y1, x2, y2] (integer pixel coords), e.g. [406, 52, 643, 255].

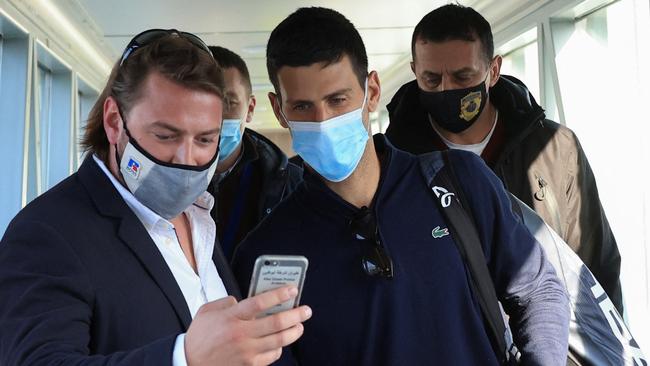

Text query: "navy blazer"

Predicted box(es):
[0, 156, 241, 366]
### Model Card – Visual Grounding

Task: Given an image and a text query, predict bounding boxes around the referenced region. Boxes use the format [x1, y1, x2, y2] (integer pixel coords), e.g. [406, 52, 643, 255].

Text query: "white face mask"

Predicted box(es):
[280, 79, 369, 182]
[118, 126, 219, 220]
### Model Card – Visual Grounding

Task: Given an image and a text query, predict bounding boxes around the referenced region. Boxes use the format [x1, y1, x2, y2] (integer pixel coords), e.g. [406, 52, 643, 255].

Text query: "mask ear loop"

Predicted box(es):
[113, 108, 131, 184]
[113, 106, 128, 172]
[360, 77, 370, 136]
[113, 105, 140, 171]
[483, 63, 498, 131]
[483, 60, 495, 90]
[277, 99, 290, 127]
[482, 64, 492, 110]
[360, 77, 369, 111]
[275, 98, 296, 144]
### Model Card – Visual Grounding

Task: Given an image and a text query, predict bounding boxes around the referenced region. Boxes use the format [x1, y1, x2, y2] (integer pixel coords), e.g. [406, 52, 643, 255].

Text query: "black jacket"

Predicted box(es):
[209, 128, 302, 259]
[0, 156, 240, 365]
[247, 128, 303, 219]
[385, 75, 623, 312]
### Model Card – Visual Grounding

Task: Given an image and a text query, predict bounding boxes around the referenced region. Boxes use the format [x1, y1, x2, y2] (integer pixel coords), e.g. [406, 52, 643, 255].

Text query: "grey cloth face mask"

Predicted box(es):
[118, 135, 219, 220]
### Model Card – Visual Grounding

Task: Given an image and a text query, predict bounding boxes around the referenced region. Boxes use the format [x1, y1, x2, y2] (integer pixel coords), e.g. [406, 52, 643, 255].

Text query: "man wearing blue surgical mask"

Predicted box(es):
[207, 46, 302, 261]
[233, 7, 569, 366]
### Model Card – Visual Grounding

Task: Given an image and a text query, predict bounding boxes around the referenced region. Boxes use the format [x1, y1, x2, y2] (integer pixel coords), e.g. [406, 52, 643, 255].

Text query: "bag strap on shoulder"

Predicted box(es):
[425, 150, 508, 363]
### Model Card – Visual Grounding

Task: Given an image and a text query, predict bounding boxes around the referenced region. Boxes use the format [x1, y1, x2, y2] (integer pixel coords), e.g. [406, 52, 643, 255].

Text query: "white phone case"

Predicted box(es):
[248, 255, 309, 317]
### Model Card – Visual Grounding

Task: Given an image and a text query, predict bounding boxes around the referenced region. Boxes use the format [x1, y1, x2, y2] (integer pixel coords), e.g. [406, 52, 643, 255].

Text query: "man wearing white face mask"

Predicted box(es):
[206, 46, 303, 261]
[232, 7, 570, 366]
[0, 30, 311, 366]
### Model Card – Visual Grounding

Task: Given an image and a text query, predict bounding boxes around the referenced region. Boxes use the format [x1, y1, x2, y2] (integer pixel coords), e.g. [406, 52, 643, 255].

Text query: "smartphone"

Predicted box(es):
[247, 255, 308, 317]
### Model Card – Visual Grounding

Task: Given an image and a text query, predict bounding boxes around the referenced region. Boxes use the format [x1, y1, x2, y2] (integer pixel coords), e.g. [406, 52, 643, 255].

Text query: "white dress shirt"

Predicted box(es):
[93, 155, 228, 365]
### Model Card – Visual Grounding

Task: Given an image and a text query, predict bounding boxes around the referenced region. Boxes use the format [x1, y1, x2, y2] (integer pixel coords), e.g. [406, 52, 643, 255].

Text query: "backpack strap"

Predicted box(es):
[423, 150, 508, 363]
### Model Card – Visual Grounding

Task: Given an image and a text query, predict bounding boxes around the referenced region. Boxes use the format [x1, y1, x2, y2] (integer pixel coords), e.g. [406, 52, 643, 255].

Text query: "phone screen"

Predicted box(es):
[248, 256, 308, 317]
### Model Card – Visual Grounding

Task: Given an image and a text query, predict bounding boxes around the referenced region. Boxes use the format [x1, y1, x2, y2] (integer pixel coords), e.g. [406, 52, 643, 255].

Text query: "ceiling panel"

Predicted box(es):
[73, 0, 542, 128]
[80, 0, 444, 38]
[359, 27, 413, 55]
[74, 0, 448, 128]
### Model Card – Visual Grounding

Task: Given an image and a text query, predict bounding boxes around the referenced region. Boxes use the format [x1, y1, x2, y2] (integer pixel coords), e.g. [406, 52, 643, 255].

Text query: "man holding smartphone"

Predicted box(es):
[232, 7, 570, 365]
[0, 30, 310, 366]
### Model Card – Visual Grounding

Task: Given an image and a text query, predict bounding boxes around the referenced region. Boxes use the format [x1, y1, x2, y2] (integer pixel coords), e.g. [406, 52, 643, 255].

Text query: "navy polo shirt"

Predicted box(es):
[233, 135, 538, 365]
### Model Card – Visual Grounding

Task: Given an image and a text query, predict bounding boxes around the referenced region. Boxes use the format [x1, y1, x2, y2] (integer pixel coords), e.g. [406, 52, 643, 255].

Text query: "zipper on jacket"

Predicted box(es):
[534, 174, 564, 237]
[534, 175, 548, 201]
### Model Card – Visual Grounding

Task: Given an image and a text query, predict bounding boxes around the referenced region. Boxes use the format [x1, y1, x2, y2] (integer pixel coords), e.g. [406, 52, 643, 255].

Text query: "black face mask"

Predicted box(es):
[418, 77, 488, 134]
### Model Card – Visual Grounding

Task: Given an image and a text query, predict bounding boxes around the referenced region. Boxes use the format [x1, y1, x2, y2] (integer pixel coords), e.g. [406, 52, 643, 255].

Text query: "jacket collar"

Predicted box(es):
[386, 75, 546, 156]
[214, 128, 289, 190]
[245, 128, 289, 175]
[489, 75, 546, 143]
[245, 128, 303, 216]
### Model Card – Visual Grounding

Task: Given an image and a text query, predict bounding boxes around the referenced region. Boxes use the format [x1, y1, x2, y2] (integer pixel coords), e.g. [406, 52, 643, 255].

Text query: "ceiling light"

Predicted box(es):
[242, 44, 266, 55]
[37, 0, 111, 75]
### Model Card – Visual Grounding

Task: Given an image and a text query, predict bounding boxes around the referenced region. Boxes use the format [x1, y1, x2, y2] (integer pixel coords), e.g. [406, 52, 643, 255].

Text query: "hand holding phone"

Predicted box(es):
[185, 286, 311, 366]
[248, 255, 308, 317]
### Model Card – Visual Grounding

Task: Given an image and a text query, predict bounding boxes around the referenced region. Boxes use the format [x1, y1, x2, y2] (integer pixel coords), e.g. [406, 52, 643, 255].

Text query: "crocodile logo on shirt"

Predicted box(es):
[431, 226, 449, 239]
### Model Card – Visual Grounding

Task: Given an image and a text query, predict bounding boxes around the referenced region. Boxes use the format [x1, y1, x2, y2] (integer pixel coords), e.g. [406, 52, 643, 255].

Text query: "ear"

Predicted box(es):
[489, 55, 502, 88]
[103, 96, 123, 145]
[268, 92, 288, 129]
[366, 70, 381, 113]
[410, 61, 416, 75]
[245, 94, 256, 124]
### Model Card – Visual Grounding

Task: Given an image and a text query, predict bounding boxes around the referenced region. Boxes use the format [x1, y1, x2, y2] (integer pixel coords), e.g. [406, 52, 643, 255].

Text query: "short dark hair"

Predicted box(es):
[412, 4, 494, 63]
[209, 46, 252, 95]
[81, 34, 224, 162]
[266, 7, 368, 94]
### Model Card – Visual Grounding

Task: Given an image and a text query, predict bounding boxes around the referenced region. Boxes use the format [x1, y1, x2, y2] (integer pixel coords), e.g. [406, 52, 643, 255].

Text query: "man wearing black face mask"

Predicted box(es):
[385, 4, 623, 313]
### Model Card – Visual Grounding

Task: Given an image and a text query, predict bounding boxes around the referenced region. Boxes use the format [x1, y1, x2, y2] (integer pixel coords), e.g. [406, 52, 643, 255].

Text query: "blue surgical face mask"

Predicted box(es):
[218, 118, 243, 162]
[281, 79, 369, 182]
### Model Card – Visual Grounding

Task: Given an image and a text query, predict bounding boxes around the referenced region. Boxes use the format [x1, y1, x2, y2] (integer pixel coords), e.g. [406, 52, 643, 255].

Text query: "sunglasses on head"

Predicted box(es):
[120, 28, 213, 67]
[349, 206, 394, 279]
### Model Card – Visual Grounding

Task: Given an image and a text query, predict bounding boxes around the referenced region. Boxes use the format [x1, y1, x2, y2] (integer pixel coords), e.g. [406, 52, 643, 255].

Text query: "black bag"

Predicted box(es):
[426, 151, 518, 365]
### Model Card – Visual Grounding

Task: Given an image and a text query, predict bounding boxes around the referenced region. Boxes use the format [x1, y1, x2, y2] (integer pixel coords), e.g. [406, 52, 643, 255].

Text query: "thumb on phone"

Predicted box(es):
[234, 286, 298, 320]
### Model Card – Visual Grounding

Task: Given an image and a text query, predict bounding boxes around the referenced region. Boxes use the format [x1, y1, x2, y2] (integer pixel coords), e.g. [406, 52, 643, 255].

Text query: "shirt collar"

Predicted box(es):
[92, 154, 214, 230]
[430, 110, 499, 153]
